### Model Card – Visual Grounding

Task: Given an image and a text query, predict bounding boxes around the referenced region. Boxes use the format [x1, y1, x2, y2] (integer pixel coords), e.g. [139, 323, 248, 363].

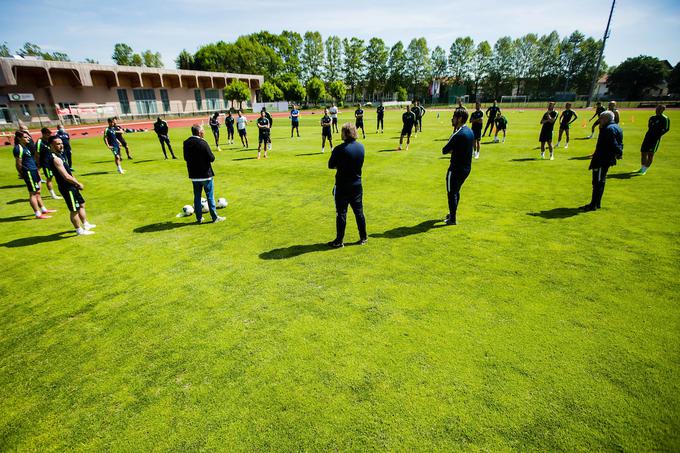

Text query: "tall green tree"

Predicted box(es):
[130, 53, 143, 66]
[280, 30, 303, 78]
[112, 43, 134, 65]
[342, 38, 365, 99]
[470, 41, 492, 98]
[430, 45, 448, 79]
[306, 76, 326, 103]
[485, 37, 515, 99]
[387, 41, 407, 93]
[301, 31, 324, 82]
[364, 37, 389, 98]
[224, 80, 251, 110]
[531, 31, 561, 97]
[0, 42, 10, 57]
[405, 38, 431, 98]
[141, 50, 163, 68]
[324, 35, 342, 82]
[668, 62, 680, 95]
[448, 37, 475, 84]
[328, 80, 347, 104]
[512, 34, 538, 95]
[261, 81, 284, 102]
[176, 50, 194, 70]
[607, 55, 669, 99]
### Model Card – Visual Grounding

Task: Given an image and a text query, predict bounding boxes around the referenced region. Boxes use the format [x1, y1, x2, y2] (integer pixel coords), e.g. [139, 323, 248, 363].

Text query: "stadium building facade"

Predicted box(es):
[0, 57, 263, 125]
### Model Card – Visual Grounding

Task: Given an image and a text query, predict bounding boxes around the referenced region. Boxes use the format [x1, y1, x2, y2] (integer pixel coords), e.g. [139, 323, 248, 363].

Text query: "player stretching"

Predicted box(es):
[398, 105, 416, 150]
[586, 101, 606, 139]
[104, 118, 125, 174]
[36, 127, 61, 199]
[13, 131, 55, 219]
[483, 100, 501, 137]
[329, 103, 339, 133]
[290, 105, 300, 137]
[494, 114, 508, 143]
[639, 104, 670, 175]
[47, 136, 96, 235]
[539, 102, 558, 160]
[236, 111, 248, 148]
[469, 103, 484, 159]
[112, 118, 132, 159]
[209, 112, 221, 150]
[153, 117, 176, 159]
[376, 102, 385, 133]
[257, 110, 271, 159]
[320, 108, 333, 153]
[354, 104, 366, 139]
[225, 111, 235, 144]
[556, 102, 578, 149]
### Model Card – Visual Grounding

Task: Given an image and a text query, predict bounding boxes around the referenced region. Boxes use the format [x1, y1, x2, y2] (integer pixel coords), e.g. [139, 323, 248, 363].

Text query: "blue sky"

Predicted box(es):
[3, 0, 679, 68]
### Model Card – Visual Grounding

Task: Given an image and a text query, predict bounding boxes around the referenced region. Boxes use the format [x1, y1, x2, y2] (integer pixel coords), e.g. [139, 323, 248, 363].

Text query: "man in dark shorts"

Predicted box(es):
[327, 122, 367, 248]
[104, 118, 125, 174]
[483, 100, 501, 137]
[209, 112, 221, 150]
[112, 118, 132, 159]
[153, 117, 176, 159]
[354, 104, 366, 139]
[262, 107, 273, 150]
[539, 102, 558, 160]
[416, 100, 426, 132]
[494, 115, 508, 143]
[556, 102, 578, 149]
[587, 101, 606, 139]
[639, 104, 670, 175]
[47, 136, 96, 235]
[320, 107, 333, 153]
[442, 109, 474, 225]
[225, 111, 235, 144]
[410, 101, 421, 137]
[257, 110, 271, 159]
[55, 124, 73, 169]
[581, 110, 623, 211]
[398, 105, 416, 150]
[469, 102, 484, 159]
[236, 111, 248, 148]
[290, 105, 300, 138]
[36, 127, 61, 199]
[13, 131, 55, 219]
[376, 102, 385, 134]
[329, 103, 339, 133]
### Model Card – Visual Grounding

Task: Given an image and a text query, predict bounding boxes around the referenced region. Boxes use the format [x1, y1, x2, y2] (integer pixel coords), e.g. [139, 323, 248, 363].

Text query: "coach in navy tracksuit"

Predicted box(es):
[327, 122, 367, 248]
[442, 108, 474, 225]
[581, 110, 623, 211]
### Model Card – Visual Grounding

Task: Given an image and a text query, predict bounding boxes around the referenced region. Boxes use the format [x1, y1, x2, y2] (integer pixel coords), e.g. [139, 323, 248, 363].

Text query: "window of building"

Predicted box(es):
[36, 103, 47, 115]
[0, 104, 11, 123]
[205, 89, 221, 111]
[133, 89, 157, 115]
[117, 89, 131, 114]
[194, 89, 202, 111]
[160, 89, 170, 112]
[20, 104, 31, 117]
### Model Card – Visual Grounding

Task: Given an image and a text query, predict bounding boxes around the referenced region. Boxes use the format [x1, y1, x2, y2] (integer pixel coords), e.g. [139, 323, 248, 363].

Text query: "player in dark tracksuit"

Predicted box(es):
[557, 102, 578, 149]
[639, 104, 670, 175]
[587, 102, 606, 138]
[153, 117, 176, 159]
[539, 102, 558, 160]
[262, 107, 273, 150]
[290, 105, 300, 137]
[398, 105, 416, 150]
[411, 102, 421, 137]
[417, 101, 425, 132]
[256, 111, 271, 159]
[209, 112, 220, 148]
[376, 103, 385, 133]
[581, 111, 623, 211]
[320, 108, 333, 153]
[36, 127, 61, 199]
[469, 103, 484, 159]
[225, 111, 235, 144]
[483, 101, 501, 137]
[442, 109, 474, 225]
[327, 123, 367, 248]
[112, 118, 132, 159]
[354, 105, 366, 139]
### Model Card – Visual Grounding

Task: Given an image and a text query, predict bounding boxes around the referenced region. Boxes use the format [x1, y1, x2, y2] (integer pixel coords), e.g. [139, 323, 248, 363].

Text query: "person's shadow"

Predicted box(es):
[509, 157, 539, 162]
[568, 155, 592, 160]
[370, 219, 444, 239]
[527, 207, 582, 219]
[1, 230, 73, 248]
[607, 171, 638, 180]
[259, 243, 342, 260]
[133, 221, 197, 233]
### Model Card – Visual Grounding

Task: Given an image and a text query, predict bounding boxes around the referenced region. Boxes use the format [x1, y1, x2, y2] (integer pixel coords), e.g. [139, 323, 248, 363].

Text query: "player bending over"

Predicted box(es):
[494, 114, 508, 143]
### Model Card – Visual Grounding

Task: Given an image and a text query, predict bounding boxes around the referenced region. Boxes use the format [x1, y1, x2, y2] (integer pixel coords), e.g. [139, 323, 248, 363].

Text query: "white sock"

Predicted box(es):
[40, 206, 47, 213]
[321, 147, 325, 153]
[35, 210, 42, 217]
[76, 227, 85, 234]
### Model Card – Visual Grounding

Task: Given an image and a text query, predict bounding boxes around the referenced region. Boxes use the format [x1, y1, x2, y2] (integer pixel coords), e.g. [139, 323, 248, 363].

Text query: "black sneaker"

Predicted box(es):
[579, 204, 596, 212]
[358, 238, 368, 245]
[327, 240, 344, 248]
[444, 219, 457, 225]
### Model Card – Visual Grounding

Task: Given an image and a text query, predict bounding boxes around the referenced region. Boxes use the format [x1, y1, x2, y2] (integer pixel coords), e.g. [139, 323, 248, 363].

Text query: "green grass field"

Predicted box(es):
[1, 108, 679, 451]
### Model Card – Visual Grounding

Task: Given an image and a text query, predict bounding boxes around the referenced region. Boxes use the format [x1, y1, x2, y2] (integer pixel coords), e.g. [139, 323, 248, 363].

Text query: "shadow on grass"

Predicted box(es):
[232, 157, 257, 161]
[569, 155, 592, 160]
[80, 171, 111, 176]
[481, 141, 496, 145]
[370, 219, 444, 239]
[133, 159, 156, 164]
[510, 157, 539, 162]
[0, 184, 25, 190]
[574, 137, 593, 141]
[0, 214, 34, 223]
[607, 172, 639, 180]
[6, 199, 27, 205]
[527, 207, 582, 219]
[377, 148, 401, 153]
[296, 152, 323, 156]
[1, 230, 73, 248]
[92, 160, 112, 164]
[260, 242, 349, 260]
[134, 221, 197, 233]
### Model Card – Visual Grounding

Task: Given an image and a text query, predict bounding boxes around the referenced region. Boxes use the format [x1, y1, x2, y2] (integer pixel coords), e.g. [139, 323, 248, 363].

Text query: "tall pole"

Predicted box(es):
[587, 0, 616, 107]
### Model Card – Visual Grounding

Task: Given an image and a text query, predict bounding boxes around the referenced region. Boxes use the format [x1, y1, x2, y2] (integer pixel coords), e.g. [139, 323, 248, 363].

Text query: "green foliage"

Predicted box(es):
[176, 50, 194, 70]
[0, 41, 10, 57]
[305, 77, 326, 103]
[141, 50, 163, 68]
[281, 78, 306, 102]
[16, 42, 70, 61]
[668, 63, 680, 95]
[607, 55, 670, 99]
[449, 37, 475, 84]
[324, 36, 342, 82]
[83, 58, 99, 64]
[405, 38, 431, 97]
[261, 81, 284, 102]
[396, 86, 408, 101]
[130, 53, 143, 66]
[224, 80, 251, 109]
[301, 31, 324, 82]
[387, 41, 407, 93]
[328, 80, 347, 103]
[365, 37, 389, 97]
[430, 45, 448, 80]
[112, 43, 134, 65]
[342, 37, 365, 97]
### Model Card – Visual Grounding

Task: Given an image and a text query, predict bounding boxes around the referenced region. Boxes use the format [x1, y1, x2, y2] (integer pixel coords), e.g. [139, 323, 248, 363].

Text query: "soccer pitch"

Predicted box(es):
[1, 108, 678, 450]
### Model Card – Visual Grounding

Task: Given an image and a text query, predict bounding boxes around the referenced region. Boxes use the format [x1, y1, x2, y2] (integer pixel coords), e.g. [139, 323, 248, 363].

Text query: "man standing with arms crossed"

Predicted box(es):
[539, 102, 558, 160]
[556, 102, 578, 149]
[290, 105, 301, 138]
[376, 102, 385, 134]
[354, 104, 366, 139]
[224, 111, 235, 145]
[483, 100, 501, 137]
[257, 110, 271, 159]
[320, 107, 333, 153]
[183, 124, 225, 224]
[442, 109, 474, 225]
[581, 111, 623, 212]
[13, 131, 55, 219]
[638, 104, 670, 175]
[153, 117, 176, 159]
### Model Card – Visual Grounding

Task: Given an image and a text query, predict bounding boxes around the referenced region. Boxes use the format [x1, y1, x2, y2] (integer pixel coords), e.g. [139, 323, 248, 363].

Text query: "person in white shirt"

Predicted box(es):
[329, 103, 339, 134]
[236, 110, 249, 148]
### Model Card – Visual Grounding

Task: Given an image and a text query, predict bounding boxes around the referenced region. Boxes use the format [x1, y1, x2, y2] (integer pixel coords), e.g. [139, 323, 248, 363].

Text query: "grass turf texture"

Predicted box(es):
[1, 109, 679, 450]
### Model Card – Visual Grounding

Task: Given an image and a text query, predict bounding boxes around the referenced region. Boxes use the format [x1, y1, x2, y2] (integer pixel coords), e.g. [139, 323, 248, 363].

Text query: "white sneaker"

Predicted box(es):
[213, 216, 226, 223]
[84, 222, 97, 230]
[474, 152, 479, 159]
[51, 194, 62, 199]
[321, 148, 325, 153]
[564, 144, 569, 149]
[540, 153, 545, 159]
[77, 228, 95, 235]
[586, 135, 593, 139]
[550, 154, 555, 161]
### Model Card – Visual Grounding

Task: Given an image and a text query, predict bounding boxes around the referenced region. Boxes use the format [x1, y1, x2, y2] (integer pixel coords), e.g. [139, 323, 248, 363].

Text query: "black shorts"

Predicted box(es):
[116, 134, 127, 147]
[641, 133, 661, 154]
[23, 169, 41, 193]
[355, 119, 364, 128]
[61, 186, 85, 212]
[238, 128, 247, 137]
[322, 128, 332, 138]
[471, 125, 482, 140]
[539, 128, 554, 143]
[226, 125, 234, 133]
[560, 123, 570, 131]
[401, 126, 413, 136]
[292, 121, 299, 129]
[42, 166, 53, 179]
[258, 133, 270, 144]
[332, 117, 338, 125]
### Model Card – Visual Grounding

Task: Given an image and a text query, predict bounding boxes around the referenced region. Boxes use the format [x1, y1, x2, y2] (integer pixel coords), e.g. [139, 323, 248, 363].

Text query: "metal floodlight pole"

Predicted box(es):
[587, 0, 616, 107]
